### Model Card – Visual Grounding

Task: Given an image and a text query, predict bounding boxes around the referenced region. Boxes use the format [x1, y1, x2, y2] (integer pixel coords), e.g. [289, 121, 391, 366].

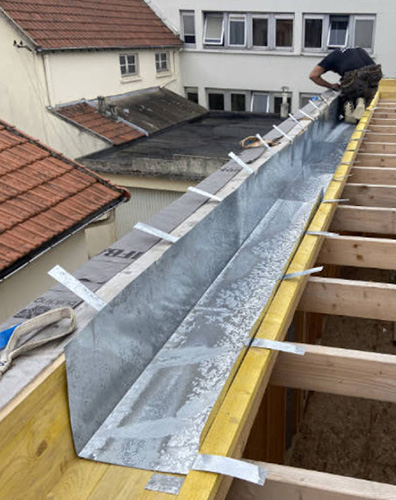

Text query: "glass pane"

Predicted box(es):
[354, 19, 374, 49]
[187, 92, 198, 104]
[206, 16, 223, 42]
[183, 14, 195, 35]
[185, 35, 196, 43]
[229, 19, 245, 45]
[276, 19, 293, 47]
[208, 93, 225, 110]
[252, 93, 268, 112]
[253, 18, 268, 46]
[329, 18, 348, 46]
[119, 55, 126, 65]
[304, 19, 322, 48]
[231, 93, 246, 111]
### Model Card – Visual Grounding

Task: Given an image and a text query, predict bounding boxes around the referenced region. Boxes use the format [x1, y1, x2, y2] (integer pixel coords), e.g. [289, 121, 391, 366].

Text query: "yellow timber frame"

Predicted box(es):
[2, 80, 396, 500]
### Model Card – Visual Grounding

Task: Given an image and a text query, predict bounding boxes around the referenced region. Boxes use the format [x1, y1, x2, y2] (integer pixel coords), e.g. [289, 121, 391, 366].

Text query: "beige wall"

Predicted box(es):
[0, 232, 88, 323]
[47, 48, 182, 105]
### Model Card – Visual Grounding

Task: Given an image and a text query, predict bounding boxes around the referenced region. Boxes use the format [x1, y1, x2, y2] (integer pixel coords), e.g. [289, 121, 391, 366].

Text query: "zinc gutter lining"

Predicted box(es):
[175, 93, 379, 500]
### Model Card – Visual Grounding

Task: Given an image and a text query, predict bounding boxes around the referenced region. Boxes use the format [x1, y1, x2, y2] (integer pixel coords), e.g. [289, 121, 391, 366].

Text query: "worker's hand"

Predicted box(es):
[330, 83, 341, 90]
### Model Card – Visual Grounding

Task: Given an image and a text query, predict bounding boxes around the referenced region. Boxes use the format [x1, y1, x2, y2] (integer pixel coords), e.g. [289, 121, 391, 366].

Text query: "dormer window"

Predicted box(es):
[119, 54, 137, 76]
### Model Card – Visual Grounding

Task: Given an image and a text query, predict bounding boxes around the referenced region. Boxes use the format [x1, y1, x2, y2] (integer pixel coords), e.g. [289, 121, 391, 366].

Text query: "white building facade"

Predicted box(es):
[151, 0, 395, 113]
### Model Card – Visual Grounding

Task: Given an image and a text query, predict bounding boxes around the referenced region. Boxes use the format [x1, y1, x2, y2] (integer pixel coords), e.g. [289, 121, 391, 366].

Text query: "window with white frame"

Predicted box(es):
[229, 14, 246, 46]
[155, 52, 169, 72]
[206, 89, 291, 115]
[303, 14, 375, 52]
[204, 13, 225, 45]
[181, 11, 196, 45]
[203, 12, 294, 51]
[251, 93, 269, 113]
[119, 54, 137, 76]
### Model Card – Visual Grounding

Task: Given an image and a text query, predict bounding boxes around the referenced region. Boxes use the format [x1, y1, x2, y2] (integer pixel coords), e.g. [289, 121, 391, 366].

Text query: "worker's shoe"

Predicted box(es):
[353, 97, 366, 121]
[343, 101, 357, 124]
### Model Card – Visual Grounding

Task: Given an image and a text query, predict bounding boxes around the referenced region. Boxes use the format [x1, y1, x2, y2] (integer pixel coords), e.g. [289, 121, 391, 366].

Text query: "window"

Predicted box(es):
[353, 16, 374, 49]
[251, 93, 269, 113]
[208, 91, 225, 110]
[119, 54, 137, 76]
[181, 11, 196, 45]
[328, 15, 349, 48]
[185, 87, 199, 104]
[275, 16, 293, 48]
[231, 93, 246, 111]
[274, 96, 292, 115]
[155, 52, 168, 72]
[229, 14, 246, 46]
[204, 14, 224, 45]
[252, 16, 268, 47]
[304, 17, 323, 49]
[303, 14, 375, 52]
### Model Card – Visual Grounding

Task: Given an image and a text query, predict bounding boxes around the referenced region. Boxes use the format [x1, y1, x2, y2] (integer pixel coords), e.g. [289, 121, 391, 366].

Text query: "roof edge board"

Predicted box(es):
[36, 43, 182, 54]
[0, 6, 39, 51]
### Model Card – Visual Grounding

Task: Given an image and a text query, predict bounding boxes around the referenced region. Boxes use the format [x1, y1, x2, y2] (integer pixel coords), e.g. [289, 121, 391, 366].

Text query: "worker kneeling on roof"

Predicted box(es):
[309, 47, 382, 124]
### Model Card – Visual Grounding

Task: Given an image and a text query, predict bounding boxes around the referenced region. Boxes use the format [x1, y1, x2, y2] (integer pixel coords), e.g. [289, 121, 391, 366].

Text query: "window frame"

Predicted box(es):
[181, 11, 196, 46]
[228, 13, 247, 47]
[327, 14, 349, 49]
[119, 53, 138, 77]
[204, 13, 225, 45]
[251, 14, 270, 49]
[303, 14, 326, 52]
[155, 52, 169, 73]
[250, 92, 270, 113]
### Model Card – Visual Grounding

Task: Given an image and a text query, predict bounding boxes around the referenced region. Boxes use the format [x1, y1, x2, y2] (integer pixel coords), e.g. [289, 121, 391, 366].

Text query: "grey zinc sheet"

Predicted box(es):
[66, 96, 353, 474]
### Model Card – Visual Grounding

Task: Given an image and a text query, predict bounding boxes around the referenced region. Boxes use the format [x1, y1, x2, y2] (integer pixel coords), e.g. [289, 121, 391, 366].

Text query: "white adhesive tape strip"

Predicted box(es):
[273, 125, 293, 142]
[187, 186, 222, 202]
[48, 265, 107, 311]
[192, 454, 267, 486]
[145, 474, 185, 495]
[283, 266, 323, 280]
[255, 134, 274, 154]
[228, 152, 254, 174]
[134, 222, 179, 243]
[251, 338, 306, 355]
[307, 230, 340, 238]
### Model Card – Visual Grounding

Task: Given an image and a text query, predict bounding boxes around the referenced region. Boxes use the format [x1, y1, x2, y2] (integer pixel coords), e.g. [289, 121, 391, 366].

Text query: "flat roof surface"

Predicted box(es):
[87, 112, 282, 162]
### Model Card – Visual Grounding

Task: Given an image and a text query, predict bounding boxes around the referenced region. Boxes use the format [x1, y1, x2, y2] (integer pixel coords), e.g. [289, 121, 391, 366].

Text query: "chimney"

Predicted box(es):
[97, 96, 106, 114]
[108, 103, 118, 120]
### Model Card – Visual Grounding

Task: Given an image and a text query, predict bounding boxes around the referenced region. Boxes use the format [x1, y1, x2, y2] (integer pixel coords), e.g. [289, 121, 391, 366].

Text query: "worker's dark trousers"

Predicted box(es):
[340, 64, 383, 108]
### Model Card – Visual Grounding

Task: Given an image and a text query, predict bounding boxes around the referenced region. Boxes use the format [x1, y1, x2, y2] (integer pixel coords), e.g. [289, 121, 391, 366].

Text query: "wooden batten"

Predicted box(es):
[351, 166, 396, 185]
[364, 133, 396, 143]
[331, 205, 396, 234]
[270, 343, 396, 403]
[318, 234, 396, 269]
[355, 152, 396, 167]
[299, 277, 396, 322]
[343, 183, 396, 207]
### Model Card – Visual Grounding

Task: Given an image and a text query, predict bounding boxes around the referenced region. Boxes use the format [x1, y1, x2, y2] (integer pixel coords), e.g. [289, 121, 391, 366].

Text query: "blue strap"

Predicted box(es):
[0, 324, 21, 350]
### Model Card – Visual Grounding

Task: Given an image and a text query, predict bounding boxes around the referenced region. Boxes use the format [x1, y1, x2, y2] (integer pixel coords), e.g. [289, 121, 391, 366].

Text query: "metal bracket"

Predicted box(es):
[228, 152, 254, 174]
[307, 230, 339, 238]
[255, 133, 274, 154]
[250, 338, 306, 355]
[283, 266, 323, 280]
[187, 186, 223, 202]
[273, 125, 293, 142]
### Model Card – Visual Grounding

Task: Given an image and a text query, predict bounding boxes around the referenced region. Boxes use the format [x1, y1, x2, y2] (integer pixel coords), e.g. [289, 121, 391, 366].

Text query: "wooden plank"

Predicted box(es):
[368, 125, 396, 134]
[360, 142, 396, 154]
[318, 234, 396, 270]
[299, 277, 396, 322]
[343, 183, 396, 207]
[227, 462, 396, 500]
[355, 152, 396, 167]
[370, 118, 396, 125]
[351, 166, 396, 185]
[364, 133, 396, 143]
[270, 343, 396, 403]
[331, 205, 396, 234]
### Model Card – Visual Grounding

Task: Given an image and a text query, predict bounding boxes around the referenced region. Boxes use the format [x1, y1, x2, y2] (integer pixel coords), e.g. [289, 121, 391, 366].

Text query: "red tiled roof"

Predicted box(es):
[0, 118, 129, 278]
[0, 0, 182, 50]
[57, 102, 144, 145]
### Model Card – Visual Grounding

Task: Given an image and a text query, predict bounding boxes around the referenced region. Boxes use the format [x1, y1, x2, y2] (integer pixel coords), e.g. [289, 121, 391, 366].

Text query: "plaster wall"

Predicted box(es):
[0, 15, 108, 158]
[0, 232, 88, 323]
[151, 0, 396, 111]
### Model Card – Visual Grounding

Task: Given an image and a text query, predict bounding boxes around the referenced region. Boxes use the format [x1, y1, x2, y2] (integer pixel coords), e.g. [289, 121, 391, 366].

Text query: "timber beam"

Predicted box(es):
[298, 277, 396, 322]
[228, 462, 396, 500]
[270, 343, 396, 403]
[351, 166, 396, 185]
[343, 183, 396, 207]
[318, 234, 396, 269]
[330, 205, 396, 234]
[356, 153, 396, 166]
